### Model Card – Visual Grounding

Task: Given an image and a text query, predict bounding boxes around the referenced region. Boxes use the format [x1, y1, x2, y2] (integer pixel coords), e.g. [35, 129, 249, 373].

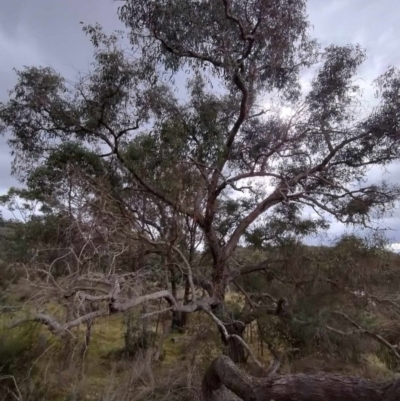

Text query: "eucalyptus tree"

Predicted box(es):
[118, 0, 400, 304]
[1, 0, 400, 369]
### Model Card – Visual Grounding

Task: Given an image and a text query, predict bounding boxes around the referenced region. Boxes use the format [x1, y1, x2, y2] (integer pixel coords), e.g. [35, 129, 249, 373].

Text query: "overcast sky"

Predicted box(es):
[1, 0, 400, 246]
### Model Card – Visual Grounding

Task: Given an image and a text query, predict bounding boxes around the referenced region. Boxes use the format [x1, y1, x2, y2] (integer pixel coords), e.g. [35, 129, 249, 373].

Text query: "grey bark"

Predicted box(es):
[202, 356, 400, 401]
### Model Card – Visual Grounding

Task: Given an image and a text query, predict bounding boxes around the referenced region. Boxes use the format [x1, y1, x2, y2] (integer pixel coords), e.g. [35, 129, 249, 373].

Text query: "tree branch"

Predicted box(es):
[8, 290, 212, 335]
[331, 311, 400, 362]
[202, 307, 264, 371]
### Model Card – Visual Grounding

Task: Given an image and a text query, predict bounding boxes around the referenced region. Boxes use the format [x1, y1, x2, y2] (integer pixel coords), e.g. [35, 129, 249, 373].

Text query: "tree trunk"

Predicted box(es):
[223, 322, 247, 363]
[61, 305, 76, 370]
[202, 356, 400, 401]
[212, 262, 227, 302]
[210, 257, 250, 364]
[170, 267, 188, 332]
[172, 310, 188, 332]
[78, 320, 93, 361]
[153, 315, 171, 362]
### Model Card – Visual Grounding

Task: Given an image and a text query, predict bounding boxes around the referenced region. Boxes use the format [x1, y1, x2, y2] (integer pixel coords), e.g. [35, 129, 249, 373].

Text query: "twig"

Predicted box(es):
[0, 375, 23, 401]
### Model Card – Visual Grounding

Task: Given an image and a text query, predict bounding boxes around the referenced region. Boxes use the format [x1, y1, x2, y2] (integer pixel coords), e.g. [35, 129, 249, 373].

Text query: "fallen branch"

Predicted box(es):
[8, 310, 108, 335]
[8, 290, 212, 336]
[202, 355, 400, 401]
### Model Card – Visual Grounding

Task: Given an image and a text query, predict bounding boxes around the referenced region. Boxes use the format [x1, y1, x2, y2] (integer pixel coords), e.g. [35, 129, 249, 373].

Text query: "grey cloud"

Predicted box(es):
[0, 138, 15, 190]
[0, 0, 123, 76]
[0, 0, 124, 196]
[309, 0, 400, 61]
[308, 0, 400, 105]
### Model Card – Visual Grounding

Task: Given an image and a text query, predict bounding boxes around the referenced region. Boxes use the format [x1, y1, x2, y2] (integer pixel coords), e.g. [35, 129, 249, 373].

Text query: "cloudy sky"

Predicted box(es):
[1, 0, 400, 246]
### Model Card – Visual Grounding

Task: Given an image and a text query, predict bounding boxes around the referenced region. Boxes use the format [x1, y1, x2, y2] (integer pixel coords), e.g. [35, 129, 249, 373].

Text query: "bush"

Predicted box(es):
[0, 323, 48, 401]
[0, 324, 41, 376]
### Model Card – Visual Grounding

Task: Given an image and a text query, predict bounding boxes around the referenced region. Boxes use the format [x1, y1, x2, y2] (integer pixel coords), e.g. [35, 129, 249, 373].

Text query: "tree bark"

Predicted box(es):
[219, 299, 284, 364]
[212, 261, 228, 302]
[223, 322, 247, 363]
[202, 356, 400, 401]
[171, 310, 188, 332]
[170, 265, 187, 331]
[79, 320, 92, 360]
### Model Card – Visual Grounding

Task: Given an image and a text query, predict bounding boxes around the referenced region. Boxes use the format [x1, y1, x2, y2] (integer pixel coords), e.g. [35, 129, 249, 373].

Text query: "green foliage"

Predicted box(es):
[0, 323, 50, 401]
[235, 235, 400, 370]
[245, 203, 329, 247]
[120, 0, 314, 100]
[27, 142, 105, 192]
[0, 324, 41, 376]
[0, 202, 69, 265]
[1, 0, 399, 268]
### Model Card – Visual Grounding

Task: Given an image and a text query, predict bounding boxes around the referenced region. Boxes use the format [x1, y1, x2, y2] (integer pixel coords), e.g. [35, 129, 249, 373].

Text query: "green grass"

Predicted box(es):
[89, 315, 125, 359]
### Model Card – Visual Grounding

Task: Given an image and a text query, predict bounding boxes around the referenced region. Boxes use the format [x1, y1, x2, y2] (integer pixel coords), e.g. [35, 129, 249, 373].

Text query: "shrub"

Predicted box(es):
[0, 323, 49, 401]
[123, 312, 156, 358]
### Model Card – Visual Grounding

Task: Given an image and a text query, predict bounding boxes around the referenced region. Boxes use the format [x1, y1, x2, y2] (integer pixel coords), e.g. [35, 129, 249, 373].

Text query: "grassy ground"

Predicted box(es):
[0, 288, 396, 400]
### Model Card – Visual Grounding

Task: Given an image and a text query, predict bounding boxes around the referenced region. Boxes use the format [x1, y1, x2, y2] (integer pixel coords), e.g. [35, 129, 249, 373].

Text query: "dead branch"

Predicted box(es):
[202, 307, 264, 371]
[331, 311, 400, 362]
[8, 289, 212, 336]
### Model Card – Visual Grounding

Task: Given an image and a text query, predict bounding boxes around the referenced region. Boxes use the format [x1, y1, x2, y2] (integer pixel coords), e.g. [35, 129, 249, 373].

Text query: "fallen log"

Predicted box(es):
[202, 356, 400, 401]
